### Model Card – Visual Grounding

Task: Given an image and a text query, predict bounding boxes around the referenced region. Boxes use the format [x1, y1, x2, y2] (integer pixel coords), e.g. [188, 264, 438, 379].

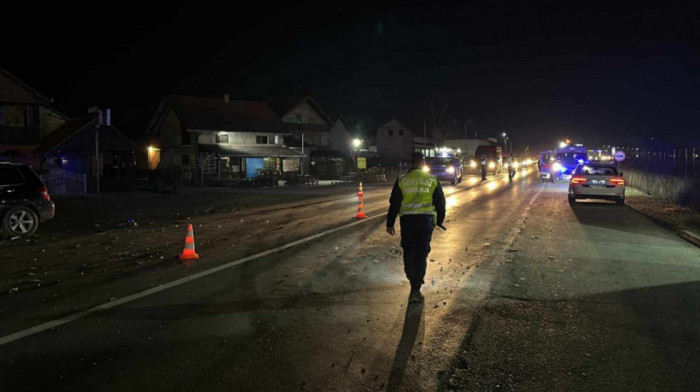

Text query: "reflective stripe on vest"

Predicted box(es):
[398, 170, 437, 216]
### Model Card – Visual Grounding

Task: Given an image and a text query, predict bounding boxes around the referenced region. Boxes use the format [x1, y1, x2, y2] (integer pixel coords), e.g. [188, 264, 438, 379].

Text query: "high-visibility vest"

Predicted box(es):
[398, 170, 438, 216]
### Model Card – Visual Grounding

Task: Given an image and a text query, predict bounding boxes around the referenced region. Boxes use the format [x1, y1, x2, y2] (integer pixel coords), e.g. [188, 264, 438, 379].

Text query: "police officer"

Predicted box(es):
[480, 155, 488, 181]
[506, 154, 515, 182]
[386, 152, 446, 303]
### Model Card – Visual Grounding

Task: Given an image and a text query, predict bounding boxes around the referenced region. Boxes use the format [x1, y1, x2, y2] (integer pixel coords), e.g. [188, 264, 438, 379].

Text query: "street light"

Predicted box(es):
[352, 138, 361, 149]
[559, 141, 567, 148]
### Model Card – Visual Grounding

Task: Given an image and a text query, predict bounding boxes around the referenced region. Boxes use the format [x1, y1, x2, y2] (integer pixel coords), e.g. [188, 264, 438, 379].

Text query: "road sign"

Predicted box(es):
[357, 157, 367, 169]
[614, 151, 626, 162]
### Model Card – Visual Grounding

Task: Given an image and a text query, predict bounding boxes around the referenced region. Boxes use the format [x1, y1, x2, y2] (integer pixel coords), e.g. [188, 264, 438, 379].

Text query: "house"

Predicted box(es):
[0, 67, 67, 166]
[268, 95, 352, 177]
[144, 94, 304, 182]
[376, 118, 415, 164]
[34, 114, 134, 182]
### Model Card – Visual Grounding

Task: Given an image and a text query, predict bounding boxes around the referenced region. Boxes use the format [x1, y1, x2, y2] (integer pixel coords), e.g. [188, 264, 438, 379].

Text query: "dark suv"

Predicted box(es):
[0, 163, 55, 237]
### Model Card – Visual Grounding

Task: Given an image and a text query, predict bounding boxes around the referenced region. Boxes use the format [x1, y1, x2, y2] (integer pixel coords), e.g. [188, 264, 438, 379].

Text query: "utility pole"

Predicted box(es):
[95, 110, 101, 197]
[301, 133, 304, 175]
[464, 120, 467, 155]
[423, 121, 427, 156]
[95, 108, 111, 197]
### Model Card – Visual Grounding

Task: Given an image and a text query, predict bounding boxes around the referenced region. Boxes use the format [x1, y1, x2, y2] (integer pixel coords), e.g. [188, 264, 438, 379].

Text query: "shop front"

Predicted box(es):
[198, 144, 304, 179]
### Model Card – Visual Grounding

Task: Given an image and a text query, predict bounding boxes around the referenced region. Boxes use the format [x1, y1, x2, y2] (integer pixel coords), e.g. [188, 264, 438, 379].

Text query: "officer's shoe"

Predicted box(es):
[409, 289, 424, 303]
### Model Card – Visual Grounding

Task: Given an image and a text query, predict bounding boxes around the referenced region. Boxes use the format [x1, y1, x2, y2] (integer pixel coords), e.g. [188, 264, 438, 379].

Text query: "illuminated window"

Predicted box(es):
[216, 133, 229, 143]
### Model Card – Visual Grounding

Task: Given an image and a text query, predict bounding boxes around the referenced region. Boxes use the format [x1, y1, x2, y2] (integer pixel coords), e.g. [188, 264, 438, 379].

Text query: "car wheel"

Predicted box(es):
[616, 197, 625, 206]
[451, 178, 456, 186]
[568, 195, 576, 205]
[2, 206, 39, 237]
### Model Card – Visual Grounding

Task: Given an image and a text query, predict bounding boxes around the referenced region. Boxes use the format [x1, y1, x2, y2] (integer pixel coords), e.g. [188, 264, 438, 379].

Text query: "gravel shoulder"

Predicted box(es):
[625, 187, 700, 235]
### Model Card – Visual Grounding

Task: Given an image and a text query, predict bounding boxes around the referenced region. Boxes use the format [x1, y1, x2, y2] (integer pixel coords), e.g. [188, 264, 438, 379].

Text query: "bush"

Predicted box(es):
[624, 168, 699, 211]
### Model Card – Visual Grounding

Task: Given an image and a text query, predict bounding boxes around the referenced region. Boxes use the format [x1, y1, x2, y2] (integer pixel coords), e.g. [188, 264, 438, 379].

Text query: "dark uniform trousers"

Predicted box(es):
[400, 215, 435, 289]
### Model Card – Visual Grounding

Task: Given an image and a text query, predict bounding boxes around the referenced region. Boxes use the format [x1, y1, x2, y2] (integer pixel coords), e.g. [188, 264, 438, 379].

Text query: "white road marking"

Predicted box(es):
[0, 171, 530, 347]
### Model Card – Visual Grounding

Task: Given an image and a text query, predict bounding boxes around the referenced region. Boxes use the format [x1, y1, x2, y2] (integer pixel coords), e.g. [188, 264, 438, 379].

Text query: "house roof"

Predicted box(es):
[166, 95, 283, 132]
[267, 95, 334, 124]
[198, 144, 304, 158]
[35, 117, 95, 153]
[35, 116, 132, 153]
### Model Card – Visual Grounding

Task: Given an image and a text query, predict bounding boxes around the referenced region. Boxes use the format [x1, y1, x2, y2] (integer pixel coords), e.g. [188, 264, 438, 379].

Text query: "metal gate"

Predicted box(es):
[40, 171, 87, 195]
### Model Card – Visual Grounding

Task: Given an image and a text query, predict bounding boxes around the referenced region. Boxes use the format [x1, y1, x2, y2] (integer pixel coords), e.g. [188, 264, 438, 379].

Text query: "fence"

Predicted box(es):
[40, 170, 87, 195]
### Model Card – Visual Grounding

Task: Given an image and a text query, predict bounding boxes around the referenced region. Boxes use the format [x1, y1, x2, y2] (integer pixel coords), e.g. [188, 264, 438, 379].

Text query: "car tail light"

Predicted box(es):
[609, 177, 625, 185]
[36, 186, 50, 200]
[571, 176, 588, 184]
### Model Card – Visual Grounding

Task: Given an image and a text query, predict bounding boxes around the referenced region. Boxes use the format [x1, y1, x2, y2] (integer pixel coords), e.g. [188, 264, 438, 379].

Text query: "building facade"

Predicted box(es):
[0, 68, 67, 167]
[376, 119, 415, 164]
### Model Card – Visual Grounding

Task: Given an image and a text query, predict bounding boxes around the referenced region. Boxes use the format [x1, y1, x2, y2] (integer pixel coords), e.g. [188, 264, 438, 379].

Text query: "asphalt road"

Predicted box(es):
[1, 169, 698, 392]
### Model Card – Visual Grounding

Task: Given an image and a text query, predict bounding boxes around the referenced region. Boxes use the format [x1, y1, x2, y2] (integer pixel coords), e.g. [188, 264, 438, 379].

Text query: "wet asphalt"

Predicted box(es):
[1, 169, 698, 392]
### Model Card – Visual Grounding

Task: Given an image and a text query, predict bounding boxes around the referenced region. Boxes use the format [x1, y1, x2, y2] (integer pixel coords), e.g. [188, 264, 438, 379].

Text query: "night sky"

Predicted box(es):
[4, 1, 699, 152]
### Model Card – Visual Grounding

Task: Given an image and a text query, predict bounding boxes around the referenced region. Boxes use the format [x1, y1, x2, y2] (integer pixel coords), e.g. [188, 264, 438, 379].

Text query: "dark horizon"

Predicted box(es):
[4, 1, 699, 153]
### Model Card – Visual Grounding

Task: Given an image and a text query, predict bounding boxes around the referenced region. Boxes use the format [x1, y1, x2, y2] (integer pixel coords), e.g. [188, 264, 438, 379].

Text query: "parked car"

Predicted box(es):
[0, 163, 55, 237]
[568, 162, 625, 205]
[424, 155, 463, 185]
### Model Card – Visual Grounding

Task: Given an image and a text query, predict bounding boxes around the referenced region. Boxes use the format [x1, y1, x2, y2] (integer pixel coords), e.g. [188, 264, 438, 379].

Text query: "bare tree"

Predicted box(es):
[430, 94, 449, 146]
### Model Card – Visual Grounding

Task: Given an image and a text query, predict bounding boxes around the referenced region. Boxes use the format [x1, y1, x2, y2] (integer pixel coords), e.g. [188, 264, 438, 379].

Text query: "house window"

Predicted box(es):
[256, 136, 268, 144]
[399, 129, 404, 136]
[388, 129, 393, 136]
[181, 155, 190, 165]
[216, 133, 229, 143]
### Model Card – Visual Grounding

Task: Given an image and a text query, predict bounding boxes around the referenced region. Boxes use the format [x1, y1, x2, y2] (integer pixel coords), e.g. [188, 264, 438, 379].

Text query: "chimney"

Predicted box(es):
[223, 93, 230, 103]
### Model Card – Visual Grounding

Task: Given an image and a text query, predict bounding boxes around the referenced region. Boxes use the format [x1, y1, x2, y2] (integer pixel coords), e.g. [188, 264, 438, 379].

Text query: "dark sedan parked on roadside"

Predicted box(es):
[0, 163, 55, 237]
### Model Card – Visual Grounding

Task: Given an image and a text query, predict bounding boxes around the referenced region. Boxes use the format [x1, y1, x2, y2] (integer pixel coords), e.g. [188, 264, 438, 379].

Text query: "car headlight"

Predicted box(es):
[446, 166, 455, 173]
[553, 162, 562, 172]
[513, 162, 520, 168]
[488, 162, 496, 169]
[469, 161, 476, 168]
[422, 165, 430, 172]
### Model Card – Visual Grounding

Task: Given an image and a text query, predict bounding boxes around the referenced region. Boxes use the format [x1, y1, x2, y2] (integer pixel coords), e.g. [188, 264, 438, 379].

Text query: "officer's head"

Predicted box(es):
[410, 152, 425, 168]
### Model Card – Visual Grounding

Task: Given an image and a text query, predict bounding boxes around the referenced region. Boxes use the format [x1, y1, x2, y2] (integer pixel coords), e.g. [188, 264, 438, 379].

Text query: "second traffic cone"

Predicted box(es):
[355, 182, 367, 219]
[179, 224, 200, 260]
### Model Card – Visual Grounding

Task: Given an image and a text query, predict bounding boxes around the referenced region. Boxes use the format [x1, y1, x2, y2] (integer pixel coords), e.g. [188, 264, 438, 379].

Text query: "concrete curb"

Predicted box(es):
[678, 230, 700, 248]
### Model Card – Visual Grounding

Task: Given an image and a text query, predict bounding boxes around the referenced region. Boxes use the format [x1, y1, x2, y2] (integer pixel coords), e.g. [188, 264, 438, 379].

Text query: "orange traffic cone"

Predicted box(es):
[179, 224, 200, 260]
[355, 182, 367, 219]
